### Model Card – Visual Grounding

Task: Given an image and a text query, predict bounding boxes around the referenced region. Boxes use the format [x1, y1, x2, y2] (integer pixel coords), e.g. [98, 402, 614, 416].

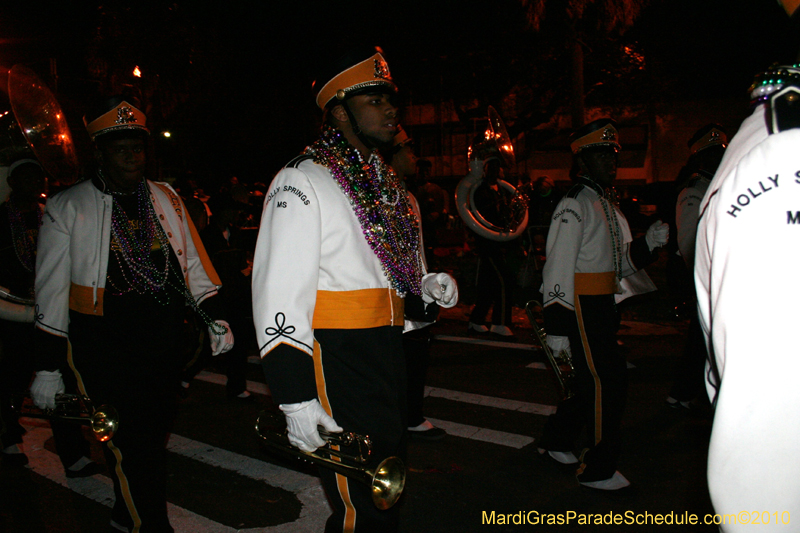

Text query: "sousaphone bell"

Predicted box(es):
[0, 65, 79, 312]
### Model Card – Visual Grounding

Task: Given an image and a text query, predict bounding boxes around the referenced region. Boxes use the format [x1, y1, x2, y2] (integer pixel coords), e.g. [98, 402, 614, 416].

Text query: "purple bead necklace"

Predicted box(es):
[306, 126, 423, 296]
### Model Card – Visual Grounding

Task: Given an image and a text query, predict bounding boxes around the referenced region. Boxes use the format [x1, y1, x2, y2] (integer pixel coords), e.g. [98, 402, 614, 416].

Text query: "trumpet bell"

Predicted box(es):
[14, 394, 119, 442]
[255, 410, 406, 509]
[525, 300, 576, 400]
[90, 405, 119, 442]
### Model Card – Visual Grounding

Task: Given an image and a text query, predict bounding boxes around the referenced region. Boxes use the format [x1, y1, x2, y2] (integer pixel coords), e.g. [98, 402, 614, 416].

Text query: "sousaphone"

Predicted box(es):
[0, 65, 79, 312]
[0, 64, 79, 195]
[455, 106, 528, 241]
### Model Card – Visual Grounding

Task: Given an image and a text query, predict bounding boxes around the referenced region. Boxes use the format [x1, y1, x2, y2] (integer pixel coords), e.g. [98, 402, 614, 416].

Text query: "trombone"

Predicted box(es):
[255, 410, 405, 510]
[13, 393, 119, 442]
[525, 300, 576, 400]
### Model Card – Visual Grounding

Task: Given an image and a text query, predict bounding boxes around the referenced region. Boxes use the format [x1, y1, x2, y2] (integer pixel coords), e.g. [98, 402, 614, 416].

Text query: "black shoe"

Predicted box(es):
[1, 451, 29, 467]
[65, 461, 103, 478]
[408, 426, 447, 441]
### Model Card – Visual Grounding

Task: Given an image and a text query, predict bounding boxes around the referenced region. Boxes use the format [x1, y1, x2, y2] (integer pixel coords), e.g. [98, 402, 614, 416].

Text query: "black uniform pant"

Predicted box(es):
[69, 312, 181, 533]
[538, 294, 627, 482]
[668, 314, 707, 402]
[313, 326, 407, 533]
[469, 251, 514, 326]
[181, 315, 248, 397]
[0, 319, 90, 467]
[403, 326, 432, 428]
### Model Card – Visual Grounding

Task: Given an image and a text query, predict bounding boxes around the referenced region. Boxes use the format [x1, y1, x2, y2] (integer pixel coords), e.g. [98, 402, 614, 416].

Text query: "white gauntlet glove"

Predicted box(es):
[546, 335, 571, 357]
[31, 370, 65, 410]
[209, 320, 234, 356]
[421, 272, 459, 308]
[280, 399, 343, 452]
[645, 220, 669, 251]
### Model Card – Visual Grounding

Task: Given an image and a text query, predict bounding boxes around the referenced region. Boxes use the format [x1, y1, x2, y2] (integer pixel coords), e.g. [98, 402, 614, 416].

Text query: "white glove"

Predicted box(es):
[209, 320, 234, 355]
[645, 220, 669, 251]
[31, 370, 65, 410]
[421, 272, 459, 308]
[546, 335, 571, 357]
[279, 399, 343, 452]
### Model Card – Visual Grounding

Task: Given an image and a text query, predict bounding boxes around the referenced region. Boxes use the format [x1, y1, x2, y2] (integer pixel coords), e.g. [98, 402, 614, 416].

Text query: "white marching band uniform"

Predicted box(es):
[695, 100, 800, 529]
[540, 177, 658, 483]
[252, 154, 411, 531]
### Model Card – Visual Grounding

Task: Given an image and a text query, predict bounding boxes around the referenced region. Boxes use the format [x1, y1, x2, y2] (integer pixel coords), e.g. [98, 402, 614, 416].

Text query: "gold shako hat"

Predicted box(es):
[84, 99, 149, 140]
[315, 47, 397, 110]
[688, 124, 728, 154]
[569, 118, 621, 154]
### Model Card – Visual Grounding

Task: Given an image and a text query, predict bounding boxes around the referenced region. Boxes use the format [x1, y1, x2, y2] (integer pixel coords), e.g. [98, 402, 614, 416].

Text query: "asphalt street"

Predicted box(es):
[0, 255, 721, 533]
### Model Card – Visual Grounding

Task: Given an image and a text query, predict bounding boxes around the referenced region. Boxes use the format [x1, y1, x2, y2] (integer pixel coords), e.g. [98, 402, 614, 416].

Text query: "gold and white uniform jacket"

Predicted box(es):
[252, 155, 407, 361]
[695, 103, 800, 526]
[35, 177, 220, 339]
[542, 180, 654, 334]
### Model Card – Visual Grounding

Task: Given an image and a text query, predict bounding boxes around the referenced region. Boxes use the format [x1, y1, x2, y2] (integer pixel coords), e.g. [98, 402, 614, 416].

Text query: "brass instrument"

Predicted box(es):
[255, 410, 405, 510]
[14, 394, 119, 442]
[456, 106, 528, 242]
[525, 300, 576, 400]
[1, 64, 79, 184]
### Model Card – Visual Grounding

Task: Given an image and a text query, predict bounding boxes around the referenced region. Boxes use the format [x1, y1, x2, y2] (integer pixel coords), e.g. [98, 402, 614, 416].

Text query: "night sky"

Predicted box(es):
[0, 1, 796, 186]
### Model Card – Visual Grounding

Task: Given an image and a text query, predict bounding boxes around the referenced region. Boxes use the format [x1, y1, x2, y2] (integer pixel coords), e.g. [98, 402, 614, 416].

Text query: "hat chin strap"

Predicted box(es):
[343, 100, 380, 151]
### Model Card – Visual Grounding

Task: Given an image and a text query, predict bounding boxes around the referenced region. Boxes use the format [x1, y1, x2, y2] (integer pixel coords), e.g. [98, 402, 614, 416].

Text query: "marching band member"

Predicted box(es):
[537, 119, 668, 490]
[666, 124, 727, 410]
[388, 126, 456, 441]
[31, 97, 232, 533]
[251, 48, 456, 532]
[695, 61, 800, 529]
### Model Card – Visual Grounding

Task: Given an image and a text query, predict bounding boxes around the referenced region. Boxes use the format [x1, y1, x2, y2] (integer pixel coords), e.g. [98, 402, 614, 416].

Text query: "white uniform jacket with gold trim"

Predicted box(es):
[252, 155, 407, 358]
[542, 181, 655, 334]
[676, 173, 710, 269]
[35, 177, 221, 339]
[695, 103, 800, 526]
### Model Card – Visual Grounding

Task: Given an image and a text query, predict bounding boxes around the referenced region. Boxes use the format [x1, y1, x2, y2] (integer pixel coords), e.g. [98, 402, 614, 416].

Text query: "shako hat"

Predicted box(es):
[314, 47, 397, 110]
[84, 97, 149, 141]
[688, 124, 728, 154]
[392, 124, 412, 148]
[569, 118, 621, 154]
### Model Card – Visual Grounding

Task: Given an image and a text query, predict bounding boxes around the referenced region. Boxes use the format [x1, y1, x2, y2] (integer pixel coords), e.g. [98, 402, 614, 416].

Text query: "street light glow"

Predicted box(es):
[133, 66, 142, 77]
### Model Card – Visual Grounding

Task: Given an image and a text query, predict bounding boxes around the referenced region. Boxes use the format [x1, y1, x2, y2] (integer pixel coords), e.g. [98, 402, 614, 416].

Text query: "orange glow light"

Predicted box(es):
[133, 66, 142, 77]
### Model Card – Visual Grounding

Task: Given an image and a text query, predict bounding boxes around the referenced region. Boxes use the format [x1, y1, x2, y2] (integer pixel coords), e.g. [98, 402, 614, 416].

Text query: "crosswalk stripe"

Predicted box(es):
[193, 369, 271, 396]
[425, 418, 535, 449]
[424, 386, 555, 416]
[21, 421, 332, 532]
[431, 334, 539, 351]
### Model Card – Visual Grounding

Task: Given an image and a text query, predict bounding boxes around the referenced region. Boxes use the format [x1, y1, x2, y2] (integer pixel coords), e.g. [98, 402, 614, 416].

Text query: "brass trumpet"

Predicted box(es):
[14, 394, 119, 442]
[255, 410, 405, 510]
[525, 300, 576, 400]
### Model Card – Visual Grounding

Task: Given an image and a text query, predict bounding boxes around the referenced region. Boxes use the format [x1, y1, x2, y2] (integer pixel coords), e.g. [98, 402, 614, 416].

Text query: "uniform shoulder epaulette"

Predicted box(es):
[285, 154, 314, 169]
[565, 183, 585, 199]
[768, 86, 800, 134]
